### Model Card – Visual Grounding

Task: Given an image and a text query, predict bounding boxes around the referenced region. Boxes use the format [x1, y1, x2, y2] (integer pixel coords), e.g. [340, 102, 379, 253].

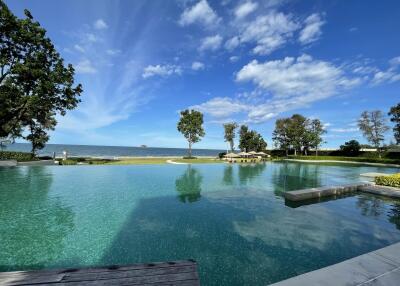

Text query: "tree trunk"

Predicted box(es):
[316, 147, 318, 157]
[294, 149, 297, 156]
[188, 141, 192, 158]
[304, 148, 308, 156]
[230, 141, 234, 152]
[286, 149, 288, 157]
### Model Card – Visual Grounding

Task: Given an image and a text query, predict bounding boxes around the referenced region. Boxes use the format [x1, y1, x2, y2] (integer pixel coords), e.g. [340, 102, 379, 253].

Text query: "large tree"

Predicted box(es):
[177, 109, 205, 158]
[305, 119, 326, 156]
[0, 1, 82, 155]
[389, 103, 400, 144]
[340, 140, 361, 156]
[272, 118, 291, 156]
[358, 110, 389, 158]
[223, 122, 238, 152]
[238, 125, 267, 152]
[288, 114, 307, 156]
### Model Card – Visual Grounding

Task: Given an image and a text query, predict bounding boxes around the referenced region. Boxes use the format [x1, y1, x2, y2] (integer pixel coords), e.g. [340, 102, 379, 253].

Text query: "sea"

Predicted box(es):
[3, 143, 225, 158]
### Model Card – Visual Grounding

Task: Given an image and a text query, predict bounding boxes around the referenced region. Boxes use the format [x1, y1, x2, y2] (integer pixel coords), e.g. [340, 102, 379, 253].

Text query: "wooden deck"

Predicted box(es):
[0, 260, 200, 286]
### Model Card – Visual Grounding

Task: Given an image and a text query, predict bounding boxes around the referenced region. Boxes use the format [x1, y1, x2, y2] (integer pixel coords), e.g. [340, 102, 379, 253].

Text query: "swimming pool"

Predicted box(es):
[1, 162, 399, 285]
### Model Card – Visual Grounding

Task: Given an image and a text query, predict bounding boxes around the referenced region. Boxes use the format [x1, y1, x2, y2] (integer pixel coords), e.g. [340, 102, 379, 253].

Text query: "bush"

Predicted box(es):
[218, 152, 226, 159]
[375, 174, 400, 188]
[340, 140, 361, 156]
[183, 156, 197, 159]
[60, 159, 77, 165]
[0, 151, 37, 161]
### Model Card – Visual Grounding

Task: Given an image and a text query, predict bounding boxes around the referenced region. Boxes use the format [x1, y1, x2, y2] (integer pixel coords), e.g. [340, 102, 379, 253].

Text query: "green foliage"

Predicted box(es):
[182, 156, 197, 159]
[375, 173, 400, 188]
[60, 159, 77, 165]
[389, 103, 400, 144]
[0, 1, 82, 154]
[177, 109, 205, 157]
[272, 114, 326, 155]
[340, 140, 361, 156]
[238, 125, 267, 152]
[358, 110, 389, 157]
[288, 155, 400, 165]
[218, 152, 226, 159]
[0, 150, 37, 161]
[223, 122, 238, 152]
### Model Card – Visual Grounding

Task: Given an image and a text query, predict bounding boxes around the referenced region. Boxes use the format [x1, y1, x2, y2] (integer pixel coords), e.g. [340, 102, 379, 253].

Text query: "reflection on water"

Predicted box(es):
[0, 162, 400, 285]
[175, 166, 203, 203]
[0, 167, 74, 271]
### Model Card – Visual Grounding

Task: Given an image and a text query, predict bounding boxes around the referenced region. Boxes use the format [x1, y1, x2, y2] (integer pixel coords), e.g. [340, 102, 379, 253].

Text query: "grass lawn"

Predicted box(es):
[60, 157, 225, 165]
[174, 158, 224, 164]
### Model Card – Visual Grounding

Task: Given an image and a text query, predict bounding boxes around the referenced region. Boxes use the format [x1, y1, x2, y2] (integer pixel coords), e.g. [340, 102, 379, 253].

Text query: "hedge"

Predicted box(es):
[375, 174, 400, 188]
[0, 151, 37, 162]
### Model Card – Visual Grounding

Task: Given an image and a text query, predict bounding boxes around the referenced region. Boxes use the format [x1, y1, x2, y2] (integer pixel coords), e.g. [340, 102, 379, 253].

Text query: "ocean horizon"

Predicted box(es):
[3, 143, 225, 158]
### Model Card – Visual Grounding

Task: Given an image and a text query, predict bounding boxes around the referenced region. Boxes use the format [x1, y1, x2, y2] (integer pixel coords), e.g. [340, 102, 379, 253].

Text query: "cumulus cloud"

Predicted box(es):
[193, 55, 361, 123]
[330, 128, 359, 133]
[74, 44, 85, 53]
[299, 13, 325, 45]
[230, 56, 239, 62]
[142, 64, 182, 78]
[234, 1, 258, 19]
[199, 35, 223, 51]
[225, 36, 240, 50]
[179, 0, 220, 28]
[239, 12, 300, 55]
[94, 19, 108, 30]
[106, 49, 121, 56]
[191, 97, 250, 118]
[75, 59, 97, 74]
[191, 61, 205, 70]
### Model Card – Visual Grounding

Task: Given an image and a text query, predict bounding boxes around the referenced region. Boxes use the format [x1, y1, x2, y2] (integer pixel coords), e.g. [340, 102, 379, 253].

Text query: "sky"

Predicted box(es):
[6, 0, 400, 149]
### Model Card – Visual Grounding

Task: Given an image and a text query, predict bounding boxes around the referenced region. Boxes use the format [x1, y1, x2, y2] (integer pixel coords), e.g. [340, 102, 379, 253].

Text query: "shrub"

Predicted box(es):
[183, 156, 197, 159]
[0, 151, 37, 161]
[375, 173, 400, 188]
[60, 159, 77, 165]
[218, 152, 226, 159]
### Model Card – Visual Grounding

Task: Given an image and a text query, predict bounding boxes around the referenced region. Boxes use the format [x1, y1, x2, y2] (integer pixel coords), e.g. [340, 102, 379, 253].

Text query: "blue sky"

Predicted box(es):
[6, 0, 400, 149]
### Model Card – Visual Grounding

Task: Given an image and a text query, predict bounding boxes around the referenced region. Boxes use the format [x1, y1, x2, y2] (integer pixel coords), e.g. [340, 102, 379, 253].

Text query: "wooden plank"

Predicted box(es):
[0, 260, 200, 286]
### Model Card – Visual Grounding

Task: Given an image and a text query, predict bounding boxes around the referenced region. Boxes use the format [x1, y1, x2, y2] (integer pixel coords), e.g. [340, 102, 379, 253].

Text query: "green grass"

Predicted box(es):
[174, 158, 224, 164]
[58, 157, 224, 165]
[286, 155, 400, 165]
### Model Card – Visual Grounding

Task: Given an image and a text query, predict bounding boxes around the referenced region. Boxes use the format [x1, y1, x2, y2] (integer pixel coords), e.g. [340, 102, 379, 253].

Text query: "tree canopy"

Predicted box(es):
[223, 122, 238, 152]
[177, 109, 205, 157]
[238, 125, 267, 152]
[358, 110, 389, 157]
[340, 140, 361, 156]
[0, 1, 82, 154]
[272, 114, 326, 155]
[389, 103, 400, 144]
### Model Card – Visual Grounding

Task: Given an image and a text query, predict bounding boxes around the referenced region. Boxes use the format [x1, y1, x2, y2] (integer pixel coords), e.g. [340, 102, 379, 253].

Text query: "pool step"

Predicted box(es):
[0, 260, 200, 286]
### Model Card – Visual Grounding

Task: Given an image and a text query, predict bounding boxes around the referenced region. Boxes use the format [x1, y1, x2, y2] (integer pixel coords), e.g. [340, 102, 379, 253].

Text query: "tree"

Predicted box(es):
[288, 114, 307, 156]
[358, 110, 389, 158]
[389, 103, 400, 144]
[177, 109, 205, 158]
[238, 125, 267, 152]
[223, 122, 238, 152]
[272, 118, 291, 156]
[306, 119, 326, 156]
[0, 1, 82, 155]
[340, 140, 361, 156]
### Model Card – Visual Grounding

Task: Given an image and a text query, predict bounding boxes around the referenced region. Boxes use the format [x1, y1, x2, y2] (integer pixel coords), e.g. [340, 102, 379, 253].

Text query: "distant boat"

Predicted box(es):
[140, 145, 147, 148]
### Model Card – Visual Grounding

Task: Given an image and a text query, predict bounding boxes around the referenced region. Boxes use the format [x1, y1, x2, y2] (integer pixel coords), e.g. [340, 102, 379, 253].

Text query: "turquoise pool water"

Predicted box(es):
[1, 162, 400, 285]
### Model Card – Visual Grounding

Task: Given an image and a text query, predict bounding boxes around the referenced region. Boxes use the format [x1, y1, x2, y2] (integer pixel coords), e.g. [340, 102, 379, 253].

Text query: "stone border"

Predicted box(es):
[283, 183, 400, 201]
[269, 242, 400, 286]
[0, 160, 17, 167]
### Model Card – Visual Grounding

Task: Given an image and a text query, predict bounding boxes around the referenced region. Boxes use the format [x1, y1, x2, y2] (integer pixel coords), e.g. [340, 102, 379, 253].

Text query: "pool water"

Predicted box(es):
[0, 162, 400, 285]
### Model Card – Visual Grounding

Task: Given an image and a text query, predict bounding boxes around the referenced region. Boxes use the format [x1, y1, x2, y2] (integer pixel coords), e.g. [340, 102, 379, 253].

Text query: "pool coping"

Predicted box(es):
[283, 183, 400, 202]
[268, 242, 400, 286]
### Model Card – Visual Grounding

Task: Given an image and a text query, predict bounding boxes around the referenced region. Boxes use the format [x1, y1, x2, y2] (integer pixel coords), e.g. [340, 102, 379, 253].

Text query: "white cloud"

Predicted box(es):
[370, 57, 400, 85]
[230, 56, 239, 62]
[74, 44, 85, 53]
[299, 13, 325, 45]
[193, 55, 360, 123]
[75, 59, 97, 74]
[225, 36, 240, 50]
[199, 35, 223, 51]
[179, 0, 220, 28]
[330, 128, 359, 133]
[239, 12, 300, 55]
[94, 19, 108, 30]
[191, 97, 250, 118]
[234, 1, 258, 19]
[142, 64, 182, 78]
[389, 56, 400, 67]
[191, 61, 205, 70]
[86, 33, 98, 42]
